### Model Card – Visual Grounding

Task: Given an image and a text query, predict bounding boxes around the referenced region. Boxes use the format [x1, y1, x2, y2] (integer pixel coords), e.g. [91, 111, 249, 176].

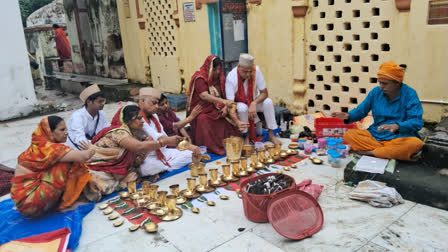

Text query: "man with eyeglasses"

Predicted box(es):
[225, 54, 281, 145]
[66, 84, 110, 150]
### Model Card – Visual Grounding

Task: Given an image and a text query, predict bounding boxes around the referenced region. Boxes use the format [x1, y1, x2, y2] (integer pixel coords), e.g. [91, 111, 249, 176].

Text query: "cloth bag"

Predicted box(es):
[349, 180, 404, 208]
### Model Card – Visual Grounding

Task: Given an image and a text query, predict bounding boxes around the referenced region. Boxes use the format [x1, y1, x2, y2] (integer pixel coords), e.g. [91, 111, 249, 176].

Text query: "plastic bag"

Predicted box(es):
[349, 180, 404, 208]
[296, 179, 324, 199]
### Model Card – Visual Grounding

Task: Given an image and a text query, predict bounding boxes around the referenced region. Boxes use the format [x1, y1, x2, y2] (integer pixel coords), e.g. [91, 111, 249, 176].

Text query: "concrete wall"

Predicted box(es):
[116, 0, 151, 84]
[0, 0, 37, 120]
[63, 0, 126, 79]
[247, 1, 294, 109]
[177, 0, 212, 93]
[26, 0, 65, 27]
[406, 0, 448, 122]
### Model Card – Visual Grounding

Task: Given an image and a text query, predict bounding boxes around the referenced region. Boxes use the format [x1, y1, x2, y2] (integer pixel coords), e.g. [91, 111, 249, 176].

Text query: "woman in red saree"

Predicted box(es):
[186, 55, 240, 155]
[10, 116, 94, 217]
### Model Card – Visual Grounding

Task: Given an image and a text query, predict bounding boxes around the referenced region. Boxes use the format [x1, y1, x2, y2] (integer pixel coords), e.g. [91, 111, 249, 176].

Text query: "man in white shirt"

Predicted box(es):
[225, 54, 281, 145]
[67, 84, 110, 150]
[138, 87, 202, 177]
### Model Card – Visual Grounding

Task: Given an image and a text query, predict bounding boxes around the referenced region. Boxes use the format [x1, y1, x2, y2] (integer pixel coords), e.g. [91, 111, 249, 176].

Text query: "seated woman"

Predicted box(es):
[186, 55, 242, 155]
[157, 94, 201, 143]
[84, 105, 175, 201]
[11, 116, 95, 217]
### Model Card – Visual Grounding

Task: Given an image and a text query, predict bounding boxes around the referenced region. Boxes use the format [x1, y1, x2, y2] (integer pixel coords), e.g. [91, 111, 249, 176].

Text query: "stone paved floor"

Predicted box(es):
[1, 103, 447, 252]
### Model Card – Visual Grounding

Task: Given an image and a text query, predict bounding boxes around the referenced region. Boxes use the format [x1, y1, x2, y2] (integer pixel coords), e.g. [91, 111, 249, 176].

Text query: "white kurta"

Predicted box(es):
[140, 114, 192, 176]
[66, 107, 110, 150]
[225, 66, 277, 133]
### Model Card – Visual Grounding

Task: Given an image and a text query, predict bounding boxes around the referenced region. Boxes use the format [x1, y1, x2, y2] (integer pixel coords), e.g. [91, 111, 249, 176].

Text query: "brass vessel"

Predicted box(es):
[177, 138, 190, 151]
[288, 143, 299, 149]
[196, 173, 215, 193]
[236, 158, 249, 177]
[188, 162, 206, 177]
[241, 144, 255, 158]
[208, 168, 227, 187]
[223, 137, 244, 162]
[257, 150, 266, 164]
[160, 195, 183, 221]
[169, 184, 186, 204]
[220, 164, 238, 182]
[150, 191, 168, 216]
[144, 222, 158, 233]
[127, 181, 137, 194]
[141, 181, 151, 197]
[119, 191, 129, 199]
[180, 178, 201, 199]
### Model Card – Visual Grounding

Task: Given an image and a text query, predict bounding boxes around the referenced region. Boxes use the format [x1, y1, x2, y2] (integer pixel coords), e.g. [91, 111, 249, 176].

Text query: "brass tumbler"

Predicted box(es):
[127, 181, 137, 194]
[142, 181, 151, 197]
[223, 137, 244, 162]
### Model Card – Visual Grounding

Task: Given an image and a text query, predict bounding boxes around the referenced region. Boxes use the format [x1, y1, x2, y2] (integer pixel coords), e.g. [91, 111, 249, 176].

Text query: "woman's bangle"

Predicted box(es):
[157, 139, 164, 148]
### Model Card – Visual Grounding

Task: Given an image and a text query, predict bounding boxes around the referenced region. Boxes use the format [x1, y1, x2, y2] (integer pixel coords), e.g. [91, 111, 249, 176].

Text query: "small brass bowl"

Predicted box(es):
[288, 143, 299, 149]
[266, 158, 275, 164]
[284, 166, 291, 171]
[130, 193, 140, 201]
[98, 203, 109, 210]
[206, 201, 216, 206]
[144, 222, 158, 233]
[310, 157, 323, 165]
[177, 139, 190, 151]
[191, 207, 200, 214]
[286, 149, 294, 155]
[113, 219, 124, 227]
[255, 162, 265, 169]
[119, 191, 129, 199]
[280, 152, 288, 159]
[103, 207, 113, 215]
[129, 225, 140, 232]
[290, 164, 297, 168]
[220, 195, 229, 200]
[108, 213, 119, 220]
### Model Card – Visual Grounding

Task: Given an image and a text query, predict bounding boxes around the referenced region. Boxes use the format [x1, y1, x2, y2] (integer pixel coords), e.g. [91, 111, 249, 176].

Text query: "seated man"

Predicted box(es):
[138, 87, 202, 177]
[332, 61, 423, 161]
[67, 84, 110, 150]
[225, 54, 281, 145]
[157, 93, 202, 143]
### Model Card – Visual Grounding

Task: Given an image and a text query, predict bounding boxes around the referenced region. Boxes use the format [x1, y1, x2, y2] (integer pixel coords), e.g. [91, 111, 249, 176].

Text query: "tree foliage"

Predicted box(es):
[19, 0, 53, 27]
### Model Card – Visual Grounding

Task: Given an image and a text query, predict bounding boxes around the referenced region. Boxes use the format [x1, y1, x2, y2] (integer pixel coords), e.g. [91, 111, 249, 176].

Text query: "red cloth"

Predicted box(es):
[89, 106, 136, 175]
[141, 111, 171, 168]
[157, 110, 179, 136]
[54, 28, 71, 60]
[186, 55, 238, 155]
[234, 65, 258, 143]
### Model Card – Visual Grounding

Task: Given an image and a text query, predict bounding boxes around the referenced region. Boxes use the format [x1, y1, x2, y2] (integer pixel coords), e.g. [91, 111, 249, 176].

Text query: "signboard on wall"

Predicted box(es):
[183, 2, 195, 22]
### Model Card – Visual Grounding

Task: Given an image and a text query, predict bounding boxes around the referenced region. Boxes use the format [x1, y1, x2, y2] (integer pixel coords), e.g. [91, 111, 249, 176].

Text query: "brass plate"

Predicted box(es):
[179, 189, 201, 199]
[310, 157, 323, 165]
[146, 202, 160, 210]
[113, 219, 124, 227]
[98, 203, 109, 210]
[160, 208, 183, 221]
[103, 207, 113, 215]
[220, 175, 239, 182]
[175, 196, 187, 205]
[150, 207, 167, 216]
[195, 185, 215, 193]
[108, 213, 120, 220]
[208, 179, 227, 187]
[219, 195, 229, 200]
[235, 171, 250, 177]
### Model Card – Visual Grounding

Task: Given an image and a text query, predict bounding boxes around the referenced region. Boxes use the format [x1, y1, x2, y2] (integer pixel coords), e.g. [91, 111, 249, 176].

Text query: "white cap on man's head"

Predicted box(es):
[80, 84, 101, 102]
[239, 54, 254, 67]
[139, 87, 162, 98]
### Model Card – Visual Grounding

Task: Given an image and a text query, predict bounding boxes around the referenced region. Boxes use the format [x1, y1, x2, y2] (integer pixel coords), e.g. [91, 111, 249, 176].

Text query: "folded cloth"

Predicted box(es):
[349, 180, 404, 208]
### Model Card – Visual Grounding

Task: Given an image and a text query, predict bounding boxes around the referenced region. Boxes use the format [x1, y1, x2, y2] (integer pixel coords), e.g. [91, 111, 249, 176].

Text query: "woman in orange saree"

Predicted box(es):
[10, 116, 95, 217]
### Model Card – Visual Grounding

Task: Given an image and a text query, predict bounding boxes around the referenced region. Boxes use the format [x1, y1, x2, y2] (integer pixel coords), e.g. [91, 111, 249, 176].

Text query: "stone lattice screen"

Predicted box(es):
[306, 0, 396, 114]
[144, 0, 178, 57]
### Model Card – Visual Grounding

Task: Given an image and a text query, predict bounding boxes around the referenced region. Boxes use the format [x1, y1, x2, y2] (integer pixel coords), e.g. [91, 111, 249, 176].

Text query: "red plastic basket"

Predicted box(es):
[314, 117, 357, 139]
[239, 173, 296, 223]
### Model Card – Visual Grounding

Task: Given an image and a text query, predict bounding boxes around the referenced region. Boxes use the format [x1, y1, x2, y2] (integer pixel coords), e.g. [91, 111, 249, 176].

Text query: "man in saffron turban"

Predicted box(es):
[332, 61, 424, 161]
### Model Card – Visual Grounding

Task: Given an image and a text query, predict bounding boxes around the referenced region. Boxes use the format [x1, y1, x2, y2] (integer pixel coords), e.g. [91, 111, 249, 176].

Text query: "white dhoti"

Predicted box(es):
[140, 149, 193, 176]
[237, 98, 278, 134]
